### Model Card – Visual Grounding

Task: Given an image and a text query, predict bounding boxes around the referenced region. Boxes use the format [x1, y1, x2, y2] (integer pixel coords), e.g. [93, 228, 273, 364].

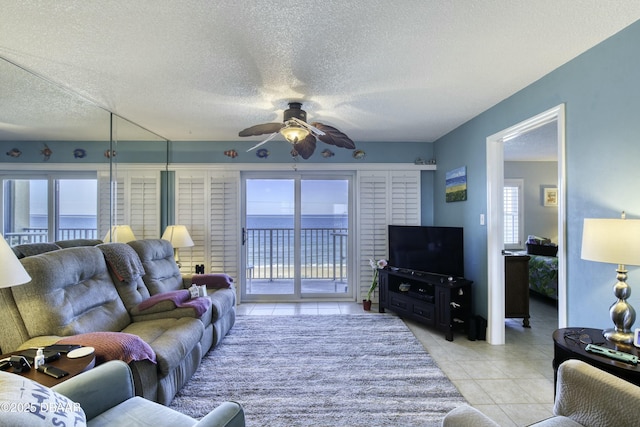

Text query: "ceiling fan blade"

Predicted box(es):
[292, 135, 317, 159]
[239, 122, 283, 137]
[311, 122, 355, 149]
[246, 132, 278, 152]
[289, 117, 325, 136]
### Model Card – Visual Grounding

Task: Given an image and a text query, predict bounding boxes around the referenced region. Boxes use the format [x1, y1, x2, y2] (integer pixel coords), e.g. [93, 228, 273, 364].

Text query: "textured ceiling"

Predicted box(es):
[1, 1, 640, 159]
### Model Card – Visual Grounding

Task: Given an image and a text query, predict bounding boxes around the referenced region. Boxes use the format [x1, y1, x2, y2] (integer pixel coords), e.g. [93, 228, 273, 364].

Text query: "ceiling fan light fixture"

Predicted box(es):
[280, 121, 309, 144]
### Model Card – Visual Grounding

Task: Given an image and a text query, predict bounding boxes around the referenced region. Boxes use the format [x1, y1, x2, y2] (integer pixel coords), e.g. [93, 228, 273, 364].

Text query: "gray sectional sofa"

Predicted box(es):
[0, 238, 236, 405]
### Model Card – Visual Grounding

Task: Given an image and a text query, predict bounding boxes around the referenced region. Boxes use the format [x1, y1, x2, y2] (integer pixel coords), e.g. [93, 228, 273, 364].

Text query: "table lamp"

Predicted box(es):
[103, 225, 137, 243]
[0, 233, 32, 288]
[581, 213, 640, 343]
[161, 225, 194, 268]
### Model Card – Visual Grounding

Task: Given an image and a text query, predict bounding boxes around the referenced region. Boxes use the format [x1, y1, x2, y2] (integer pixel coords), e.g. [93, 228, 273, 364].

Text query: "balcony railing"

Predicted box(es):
[6, 226, 347, 282]
[5, 228, 98, 246]
[246, 227, 348, 281]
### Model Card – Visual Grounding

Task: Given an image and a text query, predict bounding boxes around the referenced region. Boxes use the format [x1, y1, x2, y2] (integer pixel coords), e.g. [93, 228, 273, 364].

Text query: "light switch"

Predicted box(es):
[480, 214, 485, 225]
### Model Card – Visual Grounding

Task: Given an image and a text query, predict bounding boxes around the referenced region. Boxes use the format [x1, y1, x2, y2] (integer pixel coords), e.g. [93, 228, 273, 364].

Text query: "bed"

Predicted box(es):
[527, 254, 558, 300]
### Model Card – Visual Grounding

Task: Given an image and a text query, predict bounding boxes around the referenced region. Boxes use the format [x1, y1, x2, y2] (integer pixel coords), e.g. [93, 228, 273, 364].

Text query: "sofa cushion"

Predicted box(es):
[54, 239, 103, 248]
[0, 370, 86, 427]
[128, 239, 184, 294]
[209, 287, 237, 321]
[87, 396, 193, 427]
[122, 317, 203, 376]
[15, 247, 131, 338]
[14, 242, 61, 258]
[532, 417, 583, 427]
[56, 332, 157, 365]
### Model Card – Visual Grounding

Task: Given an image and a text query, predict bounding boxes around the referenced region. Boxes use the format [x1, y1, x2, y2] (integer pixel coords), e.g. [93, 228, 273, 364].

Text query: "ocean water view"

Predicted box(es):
[247, 214, 348, 229]
[27, 214, 347, 231]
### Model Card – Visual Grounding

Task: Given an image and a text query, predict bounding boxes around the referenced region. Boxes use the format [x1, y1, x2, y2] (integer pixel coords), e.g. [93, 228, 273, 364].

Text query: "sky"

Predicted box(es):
[246, 179, 348, 215]
[28, 178, 347, 217]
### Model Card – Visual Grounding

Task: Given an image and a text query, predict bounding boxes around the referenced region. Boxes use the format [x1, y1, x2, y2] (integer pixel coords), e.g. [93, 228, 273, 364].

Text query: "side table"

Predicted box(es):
[0, 349, 95, 388]
[553, 327, 640, 389]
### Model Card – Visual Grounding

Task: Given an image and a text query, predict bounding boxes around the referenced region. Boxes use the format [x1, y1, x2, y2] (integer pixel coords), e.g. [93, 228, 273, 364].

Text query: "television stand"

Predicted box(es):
[378, 268, 473, 341]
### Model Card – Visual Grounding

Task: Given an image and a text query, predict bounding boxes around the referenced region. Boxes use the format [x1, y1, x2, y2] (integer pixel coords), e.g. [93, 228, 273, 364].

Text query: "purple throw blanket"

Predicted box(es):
[137, 290, 211, 317]
[191, 273, 234, 288]
[57, 332, 157, 365]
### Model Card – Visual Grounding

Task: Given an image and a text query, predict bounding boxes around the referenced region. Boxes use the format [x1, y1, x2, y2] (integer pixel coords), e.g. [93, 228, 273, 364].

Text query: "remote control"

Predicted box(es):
[585, 344, 638, 365]
[37, 364, 69, 379]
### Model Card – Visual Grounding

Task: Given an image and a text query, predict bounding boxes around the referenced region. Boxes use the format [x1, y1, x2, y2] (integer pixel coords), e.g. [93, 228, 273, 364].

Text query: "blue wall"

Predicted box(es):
[1, 140, 434, 165]
[433, 20, 640, 327]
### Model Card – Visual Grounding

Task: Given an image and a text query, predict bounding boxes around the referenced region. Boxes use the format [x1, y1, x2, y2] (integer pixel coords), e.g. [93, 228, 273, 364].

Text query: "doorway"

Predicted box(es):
[241, 173, 352, 302]
[486, 104, 567, 345]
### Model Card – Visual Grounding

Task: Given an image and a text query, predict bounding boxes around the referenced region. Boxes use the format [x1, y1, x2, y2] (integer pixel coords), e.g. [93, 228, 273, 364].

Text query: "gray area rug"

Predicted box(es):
[169, 314, 466, 426]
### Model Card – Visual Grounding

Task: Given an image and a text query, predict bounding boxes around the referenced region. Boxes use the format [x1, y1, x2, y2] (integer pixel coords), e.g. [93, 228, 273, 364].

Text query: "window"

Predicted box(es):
[2, 174, 97, 245]
[504, 179, 523, 250]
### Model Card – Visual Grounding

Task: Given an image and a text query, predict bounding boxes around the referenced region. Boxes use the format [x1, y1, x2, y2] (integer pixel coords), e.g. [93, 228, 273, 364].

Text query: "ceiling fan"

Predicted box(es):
[238, 102, 355, 159]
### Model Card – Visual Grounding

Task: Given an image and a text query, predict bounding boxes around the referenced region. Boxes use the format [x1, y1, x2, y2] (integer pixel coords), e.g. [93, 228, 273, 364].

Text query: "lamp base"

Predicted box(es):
[173, 248, 182, 269]
[603, 328, 634, 344]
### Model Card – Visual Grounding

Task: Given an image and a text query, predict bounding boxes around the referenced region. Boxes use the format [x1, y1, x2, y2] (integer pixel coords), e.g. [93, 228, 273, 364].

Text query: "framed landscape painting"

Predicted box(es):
[446, 166, 467, 202]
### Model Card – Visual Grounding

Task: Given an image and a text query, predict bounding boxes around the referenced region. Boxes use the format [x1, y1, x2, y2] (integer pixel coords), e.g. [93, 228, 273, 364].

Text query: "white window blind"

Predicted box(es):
[174, 170, 241, 279]
[357, 170, 420, 301]
[97, 170, 160, 240]
[504, 179, 523, 249]
[97, 172, 124, 239]
[209, 173, 240, 278]
[175, 172, 207, 274]
[129, 176, 160, 239]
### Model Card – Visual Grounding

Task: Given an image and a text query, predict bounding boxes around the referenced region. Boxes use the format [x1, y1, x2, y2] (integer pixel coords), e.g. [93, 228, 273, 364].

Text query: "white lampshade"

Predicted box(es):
[581, 218, 640, 266]
[103, 225, 137, 243]
[0, 233, 31, 288]
[161, 225, 194, 248]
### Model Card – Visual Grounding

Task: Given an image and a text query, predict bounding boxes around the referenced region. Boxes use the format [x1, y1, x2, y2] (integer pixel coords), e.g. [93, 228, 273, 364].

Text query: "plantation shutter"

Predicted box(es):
[97, 171, 124, 239]
[504, 179, 523, 250]
[174, 170, 241, 277]
[357, 170, 420, 301]
[174, 171, 207, 274]
[389, 171, 420, 225]
[97, 170, 160, 240]
[209, 172, 240, 279]
[129, 174, 161, 239]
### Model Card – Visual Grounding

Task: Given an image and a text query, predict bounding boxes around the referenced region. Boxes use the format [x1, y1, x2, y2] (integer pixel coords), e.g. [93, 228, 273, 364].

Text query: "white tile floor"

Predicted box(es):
[237, 295, 558, 426]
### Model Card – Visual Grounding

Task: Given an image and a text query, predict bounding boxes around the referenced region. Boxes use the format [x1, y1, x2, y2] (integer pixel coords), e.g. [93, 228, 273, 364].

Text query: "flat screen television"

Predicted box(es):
[388, 225, 464, 277]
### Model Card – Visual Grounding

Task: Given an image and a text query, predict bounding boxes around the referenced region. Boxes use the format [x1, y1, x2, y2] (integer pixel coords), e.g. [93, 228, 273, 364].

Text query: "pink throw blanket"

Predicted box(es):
[57, 332, 156, 365]
[137, 290, 211, 317]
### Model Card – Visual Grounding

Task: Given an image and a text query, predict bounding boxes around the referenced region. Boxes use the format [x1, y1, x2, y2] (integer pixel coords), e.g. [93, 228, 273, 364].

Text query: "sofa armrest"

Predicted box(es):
[195, 401, 246, 427]
[182, 273, 194, 288]
[555, 359, 640, 426]
[52, 360, 135, 421]
[442, 404, 500, 427]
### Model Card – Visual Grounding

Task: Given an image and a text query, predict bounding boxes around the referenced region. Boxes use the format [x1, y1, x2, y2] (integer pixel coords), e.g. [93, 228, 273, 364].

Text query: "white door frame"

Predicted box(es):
[486, 104, 567, 345]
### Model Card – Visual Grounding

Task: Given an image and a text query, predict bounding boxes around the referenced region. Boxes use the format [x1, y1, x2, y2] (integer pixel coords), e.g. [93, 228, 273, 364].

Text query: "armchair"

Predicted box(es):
[52, 360, 245, 427]
[443, 359, 640, 426]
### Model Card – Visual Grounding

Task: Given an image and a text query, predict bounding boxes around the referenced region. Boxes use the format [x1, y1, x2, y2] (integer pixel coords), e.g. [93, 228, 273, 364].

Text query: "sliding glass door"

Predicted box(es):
[242, 173, 352, 301]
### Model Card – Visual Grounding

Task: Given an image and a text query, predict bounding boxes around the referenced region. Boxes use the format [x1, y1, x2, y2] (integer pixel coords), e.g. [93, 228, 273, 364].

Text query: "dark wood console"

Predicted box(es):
[505, 254, 531, 327]
[378, 268, 473, 341]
